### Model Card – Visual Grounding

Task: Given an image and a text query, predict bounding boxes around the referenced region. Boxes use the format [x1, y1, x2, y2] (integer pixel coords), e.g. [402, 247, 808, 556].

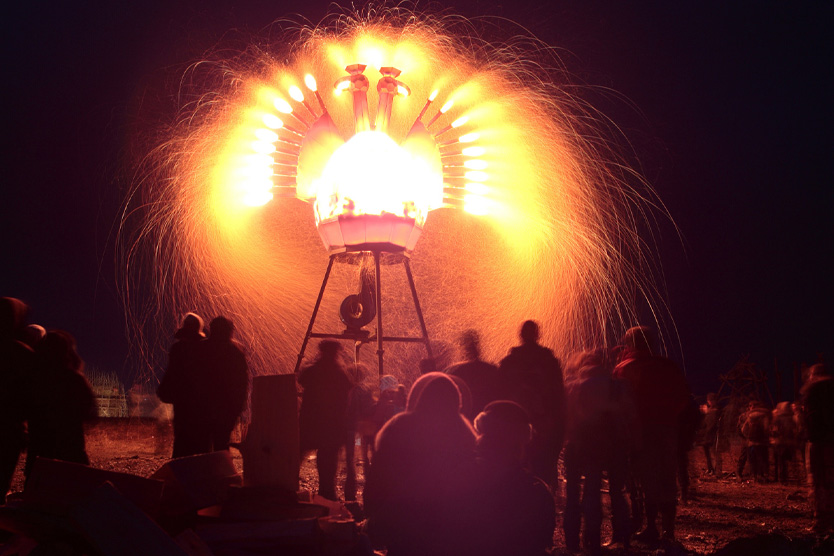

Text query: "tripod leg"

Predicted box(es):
[294, 256, 335, 373]
[403, 258, 433, 362]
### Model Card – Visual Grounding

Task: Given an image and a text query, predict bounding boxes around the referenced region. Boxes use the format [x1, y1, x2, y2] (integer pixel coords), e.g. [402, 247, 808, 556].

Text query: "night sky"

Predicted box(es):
[3, 1, 832, 397]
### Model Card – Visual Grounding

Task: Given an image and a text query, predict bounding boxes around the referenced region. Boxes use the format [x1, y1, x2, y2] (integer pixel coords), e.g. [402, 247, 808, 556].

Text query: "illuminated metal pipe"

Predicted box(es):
[305, 74, 329, 114]
[411, 89, 438, 127]
[434, 115, 468, 137]
[375, 67, 409, 134]
[274, 97, 311, 130]
[437, 131, 480, 147]
[335, 64, 371, 134]
[289, 85, 318, 119]
[425, 99, 453, 128]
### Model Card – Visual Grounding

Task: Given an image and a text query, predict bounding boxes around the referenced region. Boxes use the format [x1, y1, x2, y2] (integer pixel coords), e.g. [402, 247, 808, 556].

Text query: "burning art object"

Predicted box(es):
[121, 7, 672, 380]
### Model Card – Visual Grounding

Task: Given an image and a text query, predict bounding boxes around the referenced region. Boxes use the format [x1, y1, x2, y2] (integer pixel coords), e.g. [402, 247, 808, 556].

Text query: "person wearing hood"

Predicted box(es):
[363, 372, 480, 556]
[0, 297, 35, 503]
[157, 312, 208, 458]
[498, 320, 565, 491]
[613, 325, 690, 546]
[474, 400, 556, 556]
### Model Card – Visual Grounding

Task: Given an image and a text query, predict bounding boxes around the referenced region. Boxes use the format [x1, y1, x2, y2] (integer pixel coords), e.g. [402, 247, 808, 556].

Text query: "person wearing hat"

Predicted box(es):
[157, 312, 207, 458]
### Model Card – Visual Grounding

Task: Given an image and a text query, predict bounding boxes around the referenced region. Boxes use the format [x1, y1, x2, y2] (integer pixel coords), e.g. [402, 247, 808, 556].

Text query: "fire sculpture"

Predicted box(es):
[120, 7, 672, 381]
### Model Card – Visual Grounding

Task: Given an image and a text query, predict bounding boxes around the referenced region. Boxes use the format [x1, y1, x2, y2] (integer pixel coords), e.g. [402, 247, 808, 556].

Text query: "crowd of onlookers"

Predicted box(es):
[3, 294, 833, 555]
[0, 297, 96, 505]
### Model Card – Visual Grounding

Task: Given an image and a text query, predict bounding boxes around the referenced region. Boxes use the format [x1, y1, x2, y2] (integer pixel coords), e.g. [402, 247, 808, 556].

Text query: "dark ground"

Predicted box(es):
[4, 419, 829, 555]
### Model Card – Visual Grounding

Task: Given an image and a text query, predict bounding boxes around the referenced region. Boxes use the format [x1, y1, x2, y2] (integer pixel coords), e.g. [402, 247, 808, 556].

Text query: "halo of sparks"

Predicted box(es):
[119, 6, 674, 382]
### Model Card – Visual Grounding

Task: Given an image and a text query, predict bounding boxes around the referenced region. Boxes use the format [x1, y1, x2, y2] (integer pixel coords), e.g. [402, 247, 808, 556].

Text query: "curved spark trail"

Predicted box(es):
[119, 7, 674, 384]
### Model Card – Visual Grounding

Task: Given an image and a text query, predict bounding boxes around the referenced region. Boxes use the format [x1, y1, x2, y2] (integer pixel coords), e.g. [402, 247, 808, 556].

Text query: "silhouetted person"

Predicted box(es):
[445, 329, 500, 421]
[373, 374, 407, 432]
[771, 401, 797, 484]
[474, 400, 556, 556]
[698, 393, 722, 475]
[364, 373, 479, 556]
[613, 325, 689, 546]
[739, 400, 771, 483]
[344, 363, 375, 500]
[563, 350, 637, 555]
[199, 316, 249, 452]
[0, 297, 34, 504]
[801, 363, 834, 536]
[25, 330, 96, 479]
[298, 340, 352, 501]
[498, 320, 565, 490]
[157, 312, 207, 458]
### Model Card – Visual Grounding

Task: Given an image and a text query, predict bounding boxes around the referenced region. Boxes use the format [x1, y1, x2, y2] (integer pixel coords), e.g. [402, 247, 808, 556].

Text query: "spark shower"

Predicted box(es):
[119, 6, 671, 381]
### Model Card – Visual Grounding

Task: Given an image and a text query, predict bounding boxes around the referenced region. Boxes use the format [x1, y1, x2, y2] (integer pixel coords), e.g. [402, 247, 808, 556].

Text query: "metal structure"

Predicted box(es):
[293, 248, 433, 376]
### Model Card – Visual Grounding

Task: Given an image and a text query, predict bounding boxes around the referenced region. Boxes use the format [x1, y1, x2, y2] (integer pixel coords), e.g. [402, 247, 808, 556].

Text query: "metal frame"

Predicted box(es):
[293, 249, 433, 376]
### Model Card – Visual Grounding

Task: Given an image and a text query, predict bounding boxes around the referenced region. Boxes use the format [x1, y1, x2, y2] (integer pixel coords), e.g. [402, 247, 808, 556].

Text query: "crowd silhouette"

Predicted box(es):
[2, 295, 833, 555]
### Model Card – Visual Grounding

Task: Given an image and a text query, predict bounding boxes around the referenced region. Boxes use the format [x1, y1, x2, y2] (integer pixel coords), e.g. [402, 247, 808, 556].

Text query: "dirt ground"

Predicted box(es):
[5, 419, 828, 555]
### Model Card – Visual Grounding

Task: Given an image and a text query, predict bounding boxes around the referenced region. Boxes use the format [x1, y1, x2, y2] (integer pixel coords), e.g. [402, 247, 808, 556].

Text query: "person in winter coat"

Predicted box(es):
[445, 329, 500, 421]
[498, 320, 565, 490]
[363, 373, 480, 556]
[613, 326, 690, 546]
[770, 401, 797, 484]
[564, 350, 637, 555]
[0, 297, 35, 503]
[297, 340, 352, 501]
[25, 330, 96, 479]
[198, 317, 249, 453]
[474, 400, 556, 556]
[157, 312, 207, 458]
[739, 400, 772, 483]
[697, 393, 722, 475]
[801, 363, 834, 536]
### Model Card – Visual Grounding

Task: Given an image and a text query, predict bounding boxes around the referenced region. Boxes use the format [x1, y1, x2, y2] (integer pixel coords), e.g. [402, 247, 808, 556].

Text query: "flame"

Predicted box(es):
[122, 7, 672, 382]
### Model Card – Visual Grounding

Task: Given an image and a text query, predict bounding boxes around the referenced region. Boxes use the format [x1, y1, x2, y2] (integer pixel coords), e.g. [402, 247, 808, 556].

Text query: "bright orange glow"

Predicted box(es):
[314, 130, 442, 225]
[451, 116, 468, 128]
[463, 159, 487, 170]
[125, 7, 672, 382]
[462, 146, 485, 157]
[274, 98, 293, 113]
[464, 182, 488, 195]
[464, 170, 488, 182]
[254, 128, 279, 142]
[262, 114, 284, 129]
[397, 84, 410, 97]
[289, 85, 304, 102]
